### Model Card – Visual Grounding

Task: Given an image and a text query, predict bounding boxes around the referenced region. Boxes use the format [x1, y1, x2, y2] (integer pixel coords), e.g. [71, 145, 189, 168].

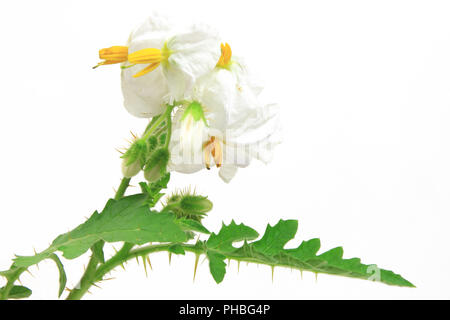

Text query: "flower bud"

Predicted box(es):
[179, 195, 213, 213]
[121, 158, 141, 178]
[122, 138, 147, 166]
[144, 148, 169, 182]
[165, 192, 213, 221]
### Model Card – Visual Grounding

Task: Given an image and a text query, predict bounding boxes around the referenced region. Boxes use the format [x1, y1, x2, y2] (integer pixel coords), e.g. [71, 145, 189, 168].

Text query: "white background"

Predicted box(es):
[0, 0, 449, 300]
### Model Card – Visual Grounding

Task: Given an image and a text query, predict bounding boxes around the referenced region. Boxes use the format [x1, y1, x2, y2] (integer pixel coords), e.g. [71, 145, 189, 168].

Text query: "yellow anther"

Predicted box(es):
[132, 62, 161, 78]
[94, 46, 128, 69]
[217, 43, 232, 68]
[94, 42, 171, 77]
[128, 48, 162, 64]
[203, 138, 214, 170]
[211, 137, 222, 168]
[203, 136, 223, 169]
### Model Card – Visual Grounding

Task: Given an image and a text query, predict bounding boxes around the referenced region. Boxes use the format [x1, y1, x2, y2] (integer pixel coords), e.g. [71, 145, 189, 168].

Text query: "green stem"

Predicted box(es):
[90, 242, 317, 286]
[93, 244, 200, 283]
[65, 253, 99, 300]
[114, 177, 131, 200]
[164, 111, 172, 148]
[66, 103, 175, 300]
[2, 178, 130, 300]
[142, 104, 174, 141]
[66, 177, 131, 300]
[0, 266, 26, 300]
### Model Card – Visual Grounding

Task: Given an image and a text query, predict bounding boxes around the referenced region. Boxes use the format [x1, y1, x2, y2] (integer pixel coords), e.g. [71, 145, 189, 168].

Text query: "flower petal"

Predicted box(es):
[219, 165, 238, 183]
[120, 14, 174, 118]
[164, 24, 221, 99]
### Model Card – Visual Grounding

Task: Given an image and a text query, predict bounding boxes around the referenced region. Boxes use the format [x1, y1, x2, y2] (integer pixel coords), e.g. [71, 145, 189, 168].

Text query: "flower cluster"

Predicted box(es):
[96, 14, 281, 182]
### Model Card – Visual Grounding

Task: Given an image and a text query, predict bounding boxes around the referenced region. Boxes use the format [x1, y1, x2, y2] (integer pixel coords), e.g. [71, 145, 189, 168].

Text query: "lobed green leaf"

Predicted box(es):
[13, 194, 191, 267]
[205, 220, 414, 287]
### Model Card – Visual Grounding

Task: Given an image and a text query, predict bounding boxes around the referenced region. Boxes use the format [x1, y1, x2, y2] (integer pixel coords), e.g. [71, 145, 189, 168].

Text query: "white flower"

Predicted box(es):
[95, 14, 221, 118]
[168, 44, 282, 182]
[120, 14, 173, 118]
[163, 24, 222, 101]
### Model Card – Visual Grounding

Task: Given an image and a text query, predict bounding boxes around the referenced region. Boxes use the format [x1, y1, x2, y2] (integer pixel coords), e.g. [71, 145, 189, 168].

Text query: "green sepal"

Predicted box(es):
[147, 136, 158, 152]
[158, 133, 167, 145]
[144, 148, 170, 182]
[122, 139, 147, 166]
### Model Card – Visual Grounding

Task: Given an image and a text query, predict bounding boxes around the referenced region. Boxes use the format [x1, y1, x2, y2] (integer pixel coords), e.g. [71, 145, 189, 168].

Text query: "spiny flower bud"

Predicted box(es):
[121, 158, 141, 178]
[120, 137, 148, 178]
[122, 138, 147, 166]
[164, 191, 213, 221]
[144, 148, 170, 182]
[178, 195, 213, 213]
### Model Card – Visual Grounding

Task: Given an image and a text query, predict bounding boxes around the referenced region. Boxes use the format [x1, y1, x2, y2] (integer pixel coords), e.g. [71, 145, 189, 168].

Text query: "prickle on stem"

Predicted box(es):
[193, 254, 200, 282]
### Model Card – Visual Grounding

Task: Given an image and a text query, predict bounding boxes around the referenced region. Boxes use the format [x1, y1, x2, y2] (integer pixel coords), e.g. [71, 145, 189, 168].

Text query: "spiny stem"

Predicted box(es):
[66, 177, 132, 300]
[65, 253, 99, 300]
[93, 244, 173, 282]
[66, 241, 323, 297]
[114, 177, 131, 200]
[0, 266, 26, 300]
[66, 103, 175, 300]
[142, 104, 174, 141]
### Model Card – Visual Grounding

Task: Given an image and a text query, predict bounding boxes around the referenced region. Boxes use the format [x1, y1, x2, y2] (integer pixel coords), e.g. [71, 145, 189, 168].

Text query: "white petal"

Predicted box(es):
[219, 165, 238, 183]
[129, 13, 173, 40]
[121, 67, 168, 117]
[230, 57, 264, 96]
[226, 103, 282, 164]
[195, 69, 235, 132]
[120, 14, 174, 118]
[165, 24, 221, 99]
[221, 140, 252, 168]
[168, 161, 204, 174]
[168, 107, 208, 172]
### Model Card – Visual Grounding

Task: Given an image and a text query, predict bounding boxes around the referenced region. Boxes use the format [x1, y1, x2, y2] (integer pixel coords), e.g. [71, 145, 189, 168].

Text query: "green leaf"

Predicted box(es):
[204, 219, 414, 287]
[205, 220, 258, 284]
[207, 251, 226, 284]
[139, 173, 170, 207]
[168, 244, 185, 255]
[252, 220, 298, 255]
[5, 285, 32, 299]
[177, 218, 210, 234]
[13, 194, 189, 267]
[49, 254, 67, 298]
[207, 220, 259, 253]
